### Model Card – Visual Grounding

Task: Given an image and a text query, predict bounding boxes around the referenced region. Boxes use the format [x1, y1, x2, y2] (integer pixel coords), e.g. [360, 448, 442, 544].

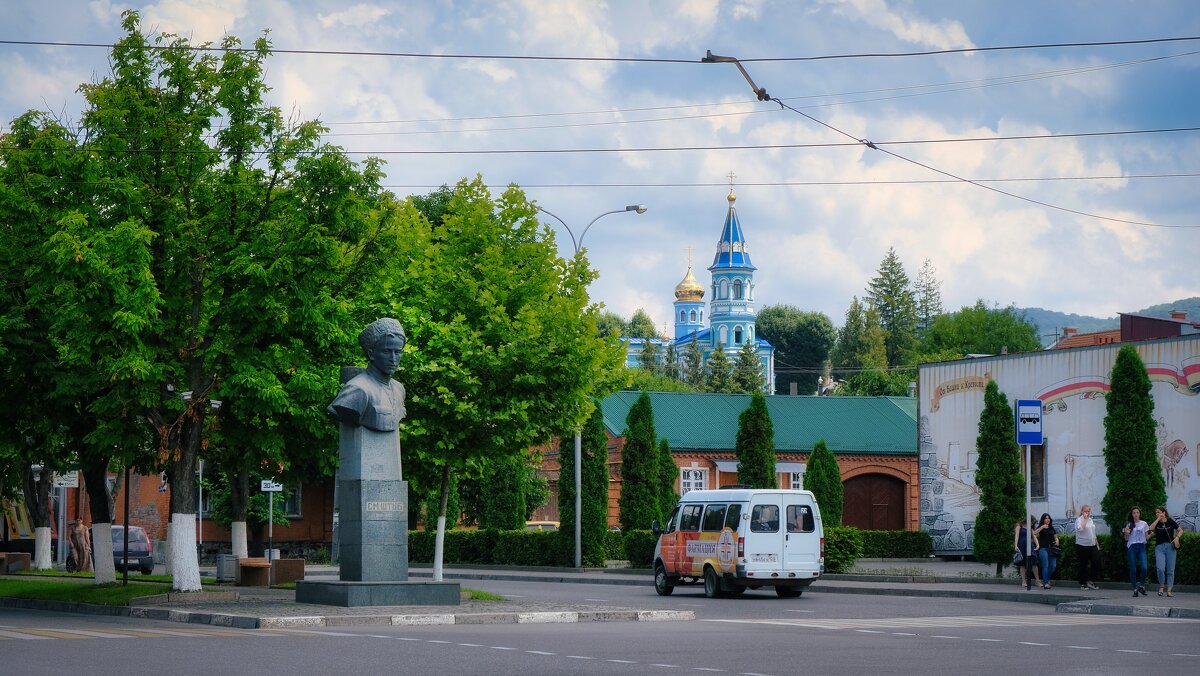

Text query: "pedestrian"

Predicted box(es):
[1013, 517, 1039, 590]
[68, 519, 92, 573]
[1074, 505, 1100, 590]
[1121, 506, 1150, 597]
[1148, 506, 1181, 597]
[1034, 513, 1059, 589]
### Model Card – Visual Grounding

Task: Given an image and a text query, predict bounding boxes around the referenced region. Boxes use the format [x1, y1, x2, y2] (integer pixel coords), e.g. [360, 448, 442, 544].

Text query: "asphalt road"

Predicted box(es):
[3, 584, 1198, 676]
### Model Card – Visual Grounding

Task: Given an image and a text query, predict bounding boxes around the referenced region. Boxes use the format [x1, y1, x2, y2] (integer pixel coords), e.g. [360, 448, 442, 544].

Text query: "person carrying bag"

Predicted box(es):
[1074, 505, 1100, 590]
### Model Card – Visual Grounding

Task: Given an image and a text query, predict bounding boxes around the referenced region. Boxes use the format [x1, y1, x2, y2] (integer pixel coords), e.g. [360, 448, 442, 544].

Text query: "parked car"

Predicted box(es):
[111, 525, 154, 575]
[524, 520, 560, 531]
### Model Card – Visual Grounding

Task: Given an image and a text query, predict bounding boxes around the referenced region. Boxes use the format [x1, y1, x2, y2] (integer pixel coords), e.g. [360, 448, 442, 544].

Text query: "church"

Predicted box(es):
[623, 188, 775, 393]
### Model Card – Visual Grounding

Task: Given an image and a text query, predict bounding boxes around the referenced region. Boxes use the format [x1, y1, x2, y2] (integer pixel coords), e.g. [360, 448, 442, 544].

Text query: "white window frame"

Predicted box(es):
[680, 468, 708, 495]
[789, 471, 804, 490]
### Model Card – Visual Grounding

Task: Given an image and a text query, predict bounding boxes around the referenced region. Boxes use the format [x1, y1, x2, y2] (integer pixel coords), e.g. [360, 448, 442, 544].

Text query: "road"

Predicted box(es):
[2, 580, 1197, 675]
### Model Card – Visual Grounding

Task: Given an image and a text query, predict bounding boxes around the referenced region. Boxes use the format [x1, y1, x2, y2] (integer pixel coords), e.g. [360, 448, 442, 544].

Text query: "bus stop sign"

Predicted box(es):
[1015, 399, 1043, 445]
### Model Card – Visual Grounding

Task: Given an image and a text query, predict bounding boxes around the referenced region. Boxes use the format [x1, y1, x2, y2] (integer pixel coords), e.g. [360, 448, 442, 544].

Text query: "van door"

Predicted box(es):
[660, 505, 681, 574]
[745, 496, 783, 571]
[784, 500, 818, 569]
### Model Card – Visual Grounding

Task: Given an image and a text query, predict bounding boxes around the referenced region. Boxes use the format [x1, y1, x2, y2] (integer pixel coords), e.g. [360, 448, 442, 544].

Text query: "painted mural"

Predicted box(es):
[918, 335, 1200, 554]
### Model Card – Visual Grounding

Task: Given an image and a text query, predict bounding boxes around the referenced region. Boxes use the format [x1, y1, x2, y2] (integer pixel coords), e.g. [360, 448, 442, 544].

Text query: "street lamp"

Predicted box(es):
[537, 203, 647, 570]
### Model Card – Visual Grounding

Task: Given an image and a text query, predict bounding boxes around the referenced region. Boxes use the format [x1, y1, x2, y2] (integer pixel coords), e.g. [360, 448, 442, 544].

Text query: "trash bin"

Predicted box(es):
[265, 548, 281, 562]
[216, 554, 239, 582]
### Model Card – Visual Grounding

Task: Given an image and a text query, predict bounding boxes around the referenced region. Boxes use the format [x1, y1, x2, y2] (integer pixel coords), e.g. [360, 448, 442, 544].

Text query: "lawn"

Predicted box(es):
[0, 578, 169, 606]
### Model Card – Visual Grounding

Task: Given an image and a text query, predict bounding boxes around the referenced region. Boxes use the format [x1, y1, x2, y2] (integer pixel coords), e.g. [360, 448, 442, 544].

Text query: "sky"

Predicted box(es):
[3, 1, 1199, 334]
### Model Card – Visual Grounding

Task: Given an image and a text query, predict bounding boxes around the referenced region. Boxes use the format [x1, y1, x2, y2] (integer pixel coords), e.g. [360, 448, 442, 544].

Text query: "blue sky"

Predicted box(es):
[3, 1, 1199, 333]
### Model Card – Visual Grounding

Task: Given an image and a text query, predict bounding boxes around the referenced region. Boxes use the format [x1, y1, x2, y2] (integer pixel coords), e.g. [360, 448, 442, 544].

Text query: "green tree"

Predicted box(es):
[662, 343, 680, 381]
[972, 381, 1024, 575]
[805, 439, 843, 526]
[705, 348, 734, 393]
[916, 300, 1041, 359]
[735, 391, 776, 489]
[626, 309, 659, 339]
[841, 367, 914, 397]
[732, 340, 766, 393]
[619, 392, 662, 530]
[387, 177, 626, 576]
[830, 297, 888, 376]
[657, 438, 679, 520]
[558, 402, 612, 566]
[639, 339, 662, 374]
[682, 340, 706, 386]
[756, 305, 837, 396]
[865, 247, 918, 366]
[625, 368, 697, 393]
[477, 453, 527, 530]
[596, 311, 625, 338]
[913, 258, 944, 338]
[1100, 346, 1165, 530]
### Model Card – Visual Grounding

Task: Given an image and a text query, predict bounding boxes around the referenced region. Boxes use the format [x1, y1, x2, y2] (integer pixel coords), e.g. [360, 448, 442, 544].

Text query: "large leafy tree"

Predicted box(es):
[972, 380, 1024, 574]
[1100, 346, 1165, 532]
[805, 439, 843, 526]
[732, 340, 766, 394]
[705, 347, 734, 393]
[625, 309, 659, 339]
[619, 392, 662, 530]
[865, 247, 918, 366]
[917, 300, 1040, 358]
[386, 177, 625, 576]
[756, 305, 836, 396]
[558, 402, 611, 566]
[735, 391, 776, 489]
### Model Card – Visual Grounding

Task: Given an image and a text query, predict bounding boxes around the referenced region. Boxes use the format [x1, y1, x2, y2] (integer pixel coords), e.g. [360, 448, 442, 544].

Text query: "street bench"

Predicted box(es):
[271, 558, 305, 584]
[236, 557, 272, 587]
[0, 552, 32, 573]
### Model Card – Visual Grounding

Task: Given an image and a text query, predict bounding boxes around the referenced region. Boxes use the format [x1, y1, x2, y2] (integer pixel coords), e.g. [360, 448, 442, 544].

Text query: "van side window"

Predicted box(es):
[724, 504, 743, 530]
[787, 505, 815, 533]
[750, 504, 779, 533]
[701, 504, 727, 531]
[679, 504, 703, 532]
[665, 505, 681, 534]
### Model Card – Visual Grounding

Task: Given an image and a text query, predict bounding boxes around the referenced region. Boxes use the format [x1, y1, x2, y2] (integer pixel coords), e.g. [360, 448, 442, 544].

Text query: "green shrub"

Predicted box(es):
[1032, 532, 1198, 586]
[824, 526, 863, 573]
[408, 530, 434, 563]
[602, 529, 625, 562]
[860, 530, 933, 558]
[622, 529, 657, 568]
[493, 531, 568, 566]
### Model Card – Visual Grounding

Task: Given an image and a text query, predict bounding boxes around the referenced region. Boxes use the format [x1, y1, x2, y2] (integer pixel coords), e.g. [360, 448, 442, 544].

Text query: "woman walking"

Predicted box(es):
[1013, 518, 1039, 590]
[1034, 513, 1059, 589]
[1148, 506, 1181, 597]
[1122, 507, 1150, 597]
[1074, 505, 1100, 590]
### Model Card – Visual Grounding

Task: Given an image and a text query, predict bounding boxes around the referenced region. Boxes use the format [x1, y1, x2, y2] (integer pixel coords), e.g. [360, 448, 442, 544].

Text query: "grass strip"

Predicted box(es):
[13, 570, 217, 584]
[0, 578, 166, 606]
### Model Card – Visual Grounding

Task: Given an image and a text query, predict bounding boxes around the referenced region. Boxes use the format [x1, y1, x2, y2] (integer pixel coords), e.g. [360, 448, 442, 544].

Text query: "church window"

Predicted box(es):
[689, 310, 697, 322]
[734, 326, 743, 344]
[680, 310, 686, 323]
[719, 326, 728, 344]
[718, 280, 728, 299]
[732, 279, 743, 300]
[699, 310, 703, 323]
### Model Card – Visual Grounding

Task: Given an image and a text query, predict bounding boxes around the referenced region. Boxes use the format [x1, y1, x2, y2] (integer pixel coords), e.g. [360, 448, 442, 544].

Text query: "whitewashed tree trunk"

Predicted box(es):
[433, 515, 446, 582]
[32, 526, 52, 570]
[163, 522, 172, 577]
[92, 523, 116, 584]
[231, 521, 249, 559]
[168, 513, 201, 591]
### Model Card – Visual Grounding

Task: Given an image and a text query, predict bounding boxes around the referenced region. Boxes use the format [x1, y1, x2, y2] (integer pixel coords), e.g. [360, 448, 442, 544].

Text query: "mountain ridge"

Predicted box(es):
[1018, 296, 1200, 346]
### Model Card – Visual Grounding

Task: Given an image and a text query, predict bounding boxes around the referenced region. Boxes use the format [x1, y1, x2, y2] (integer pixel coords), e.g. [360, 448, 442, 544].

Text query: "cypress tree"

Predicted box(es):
[663, 343, 680, 381]
[657, 438, 679, 519]
[805, 439, 843, 526]
[683, 340, 705, 385]
[732, 339, 765, 393]
[559, 402, 612, 566]
[706, 347, 734, 393]
[735, 391, 776, 488]
[619, 392, 662, 530]
[639, 339, 661, 374]
[477, 453, 526, 530]
[1100, 346, 1165, 530]
[972, 380, 1024, 575]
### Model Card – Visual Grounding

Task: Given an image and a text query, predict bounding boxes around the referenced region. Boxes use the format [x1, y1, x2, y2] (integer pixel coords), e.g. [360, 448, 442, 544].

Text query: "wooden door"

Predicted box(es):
[842, 474, 905, 530]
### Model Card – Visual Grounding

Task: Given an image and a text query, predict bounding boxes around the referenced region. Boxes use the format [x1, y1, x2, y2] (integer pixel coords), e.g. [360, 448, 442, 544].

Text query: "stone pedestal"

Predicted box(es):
[296, 580, 461, 607]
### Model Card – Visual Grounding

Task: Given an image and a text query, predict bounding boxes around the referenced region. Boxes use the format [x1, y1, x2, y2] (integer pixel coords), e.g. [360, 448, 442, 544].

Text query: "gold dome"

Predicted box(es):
[674, 266, 704, 301]
[727, 190, 736, 203]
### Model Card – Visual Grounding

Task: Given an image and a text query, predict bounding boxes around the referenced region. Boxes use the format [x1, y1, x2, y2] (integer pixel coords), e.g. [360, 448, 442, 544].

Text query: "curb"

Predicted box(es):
[810, 585, 1083, 606]
[1056, 601, 1200, 619]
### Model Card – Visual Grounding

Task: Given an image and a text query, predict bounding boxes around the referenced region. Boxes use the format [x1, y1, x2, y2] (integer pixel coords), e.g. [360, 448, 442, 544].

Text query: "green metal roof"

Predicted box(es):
[601, 391, 917, 455]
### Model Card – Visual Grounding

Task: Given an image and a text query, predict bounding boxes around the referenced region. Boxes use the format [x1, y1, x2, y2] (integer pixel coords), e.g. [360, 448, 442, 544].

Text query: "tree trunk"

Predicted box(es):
[433, 465, 451, 582]
[23, 466, 53, 570]
[229, 466, 249, 559]
[166, 393, 206, 592]
[82, 455, 116, 584]
[168, 513, 200, 591]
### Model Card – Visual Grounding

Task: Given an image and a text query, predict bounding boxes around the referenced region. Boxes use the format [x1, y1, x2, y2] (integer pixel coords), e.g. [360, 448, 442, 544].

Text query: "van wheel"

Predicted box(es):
[775, 586, 803, 598]
[654, 563, 675, 596]
[703, 567, 724, 599]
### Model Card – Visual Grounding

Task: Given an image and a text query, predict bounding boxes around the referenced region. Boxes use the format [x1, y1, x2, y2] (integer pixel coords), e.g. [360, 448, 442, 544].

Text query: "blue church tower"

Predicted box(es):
[707, 189, 757, 351]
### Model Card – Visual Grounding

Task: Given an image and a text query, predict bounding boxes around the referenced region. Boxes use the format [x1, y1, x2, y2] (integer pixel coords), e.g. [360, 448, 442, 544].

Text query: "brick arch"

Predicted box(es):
[842, 464, 912, 483]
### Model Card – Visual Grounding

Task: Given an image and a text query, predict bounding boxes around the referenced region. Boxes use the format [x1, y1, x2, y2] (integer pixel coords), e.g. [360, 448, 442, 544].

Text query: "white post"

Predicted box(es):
[268, 490, 274, 587]
[56, 486, 67, 565]
[197, 460, 203, 563]
[574, 427, 582, 569]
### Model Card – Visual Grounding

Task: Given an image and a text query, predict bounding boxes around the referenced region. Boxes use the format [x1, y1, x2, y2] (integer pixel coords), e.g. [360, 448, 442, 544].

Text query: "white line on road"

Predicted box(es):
[855, 629, 884, 634]
[930, 635, 960, 639]
[567, 656, 594, 660]
[973, 639, 1002, 642]
[526, 650, 555, 655]
[490, 646, 516, 650]
[457, 643, 483, 647]
[694, 668, 726, 672]
[1117, 650, 1149, 654]
[1065, 646, 1097, 650]
[1019, 642, 1049, 646]
[583, 598, 610, 602]
[397, 637, 421, 641]
[607, 659, 638, 664]
[0, 629, 51, 640]
[426, 640, 451, 644]
[651, 664, 680, 668]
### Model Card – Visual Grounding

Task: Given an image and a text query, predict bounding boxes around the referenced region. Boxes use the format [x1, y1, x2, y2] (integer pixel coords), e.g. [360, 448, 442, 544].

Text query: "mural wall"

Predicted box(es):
[918, 335, 1200, 554]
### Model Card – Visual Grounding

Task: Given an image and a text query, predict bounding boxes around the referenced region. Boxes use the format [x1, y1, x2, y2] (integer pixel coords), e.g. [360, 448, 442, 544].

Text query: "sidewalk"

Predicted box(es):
[5, 557, 1197, 629]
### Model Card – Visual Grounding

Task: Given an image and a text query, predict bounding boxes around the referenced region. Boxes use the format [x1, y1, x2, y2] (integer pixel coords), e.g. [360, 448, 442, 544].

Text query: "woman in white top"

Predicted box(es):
[1122, 506, 1151, 597]
[1074, 505, 1100, 590]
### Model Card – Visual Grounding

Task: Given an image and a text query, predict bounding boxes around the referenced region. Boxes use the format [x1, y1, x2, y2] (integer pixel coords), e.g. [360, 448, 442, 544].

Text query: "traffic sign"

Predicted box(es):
[52, 471, 79, 488]
[260, 480, 284, 492]
[1015, 399, 1043, 445]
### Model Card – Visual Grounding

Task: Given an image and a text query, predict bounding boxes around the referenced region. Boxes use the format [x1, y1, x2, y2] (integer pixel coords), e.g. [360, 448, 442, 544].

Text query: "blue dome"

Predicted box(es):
[709, 192, 755, 271]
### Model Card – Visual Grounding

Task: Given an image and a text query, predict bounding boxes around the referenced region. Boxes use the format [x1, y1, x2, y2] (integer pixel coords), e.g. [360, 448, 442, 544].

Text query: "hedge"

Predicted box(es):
[824, 526, 863, 573]
[860, 530, 933, 558]
[1052, 532, 1199, 586]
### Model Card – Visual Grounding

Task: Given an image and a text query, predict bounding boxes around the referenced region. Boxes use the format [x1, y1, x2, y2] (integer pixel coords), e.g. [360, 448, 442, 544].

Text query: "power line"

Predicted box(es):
[4, 35, 1198, 62]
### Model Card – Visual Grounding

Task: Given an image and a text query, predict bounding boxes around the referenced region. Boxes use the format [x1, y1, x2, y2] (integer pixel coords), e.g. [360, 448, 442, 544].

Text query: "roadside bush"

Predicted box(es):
[408, 530, 434, 563]
[1035, 532, 1197, 586]
[443, 529, 495, 564]
[824, 526, 863, 573]
[602, 529, 625, 562]
[493, 531, 569, 566]
[860, 530, 933, 558]
[623, 529, 657, 568]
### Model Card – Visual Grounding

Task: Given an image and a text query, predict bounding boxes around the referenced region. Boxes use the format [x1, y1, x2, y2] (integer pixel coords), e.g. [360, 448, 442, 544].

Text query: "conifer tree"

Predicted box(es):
[639, 339, 661, 374]
[865, 247, 918, 366]
[972, 380, 1024, 575]
[914, 258, 944, 338]
[657, 438, 679, 520]
[477, 453, 526, 530]
[1100, 346, 1165, 531]
[683, 340, 705, 385]
[619, 392, 662, 530]
[732, 339, 765, 393]
[706, 347, 734, 393]
[735, 391, 776, 489]
[559, 402, 611, 566]
[805, 439, 843, 526]
[830, 296, 888, 375]
[663, 343, 680, 381]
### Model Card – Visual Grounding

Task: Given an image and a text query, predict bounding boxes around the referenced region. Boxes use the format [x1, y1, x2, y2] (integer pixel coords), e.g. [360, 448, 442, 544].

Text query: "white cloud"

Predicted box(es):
[318, 4, 391, 29]
[824, 0, 974, 50]
[141, 0, 248, 43]
[88, 0, 124, 25]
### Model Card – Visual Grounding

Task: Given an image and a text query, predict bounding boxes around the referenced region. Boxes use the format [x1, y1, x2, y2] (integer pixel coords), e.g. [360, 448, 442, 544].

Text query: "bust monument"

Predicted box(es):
[327, 318, 407, 432]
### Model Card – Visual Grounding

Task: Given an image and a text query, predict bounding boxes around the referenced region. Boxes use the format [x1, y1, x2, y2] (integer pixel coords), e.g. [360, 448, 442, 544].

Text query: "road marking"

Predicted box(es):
[583, 598, 609, 602]
[651, 664, 680, 668]
[1117, 650, 1148, 654]
[526, 650, 555, 655]
[694, 668, 726, 672]
[39, 628, 134, 639]
[930, 635, 960, 639]
[426, 639, 451, 644]
[0, 629, 51, 640]
[457, 643, 483, 647]
[566, 655, 593, 660]
[1019, 642, 1049, 646]
[1065, 646, 1097, 650]
[397, 637, 421, 641]
[855, 629, 884, 634]
[1170, 654, 1200, 657]
[608, 659, 637, 664]
[783, 609, 815, 613]
[705, 614, 1198, 631]
[490, 646, 516, 650]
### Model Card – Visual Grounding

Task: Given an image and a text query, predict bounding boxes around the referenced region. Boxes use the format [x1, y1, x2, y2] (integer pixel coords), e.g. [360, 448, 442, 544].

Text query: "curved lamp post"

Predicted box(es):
[537, 203, 647, 569]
